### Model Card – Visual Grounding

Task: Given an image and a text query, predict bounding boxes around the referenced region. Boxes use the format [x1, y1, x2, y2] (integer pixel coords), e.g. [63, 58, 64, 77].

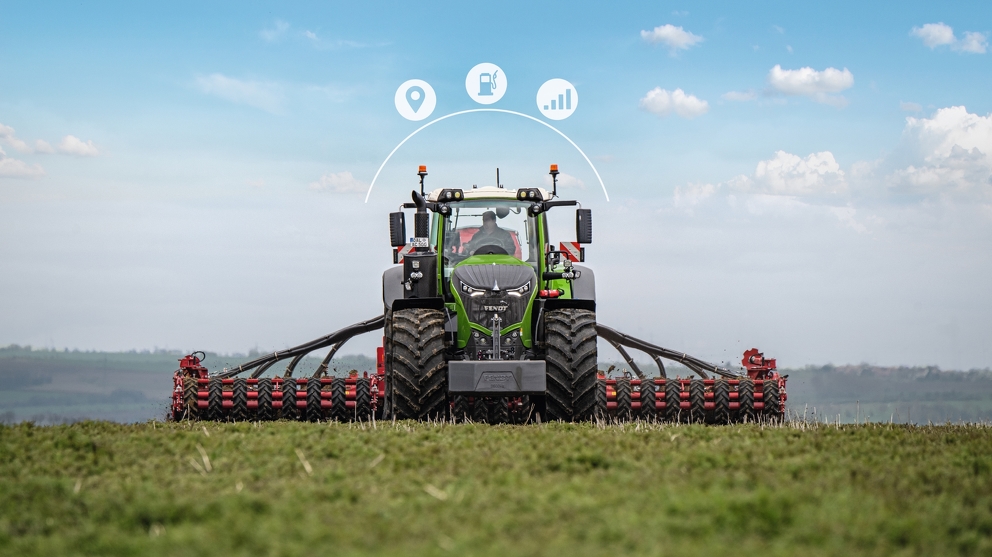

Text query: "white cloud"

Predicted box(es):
[957, 31, 988, 54]
[0, 146, 45, 179]
[767, 65, 853, 106]
[900, 101, 923, 113]
[304, 30, 318, 41]
[57, 135, 99, 157]
[888, 106, 992, 197]
[911, 22, 956, 48]
[911, 23, 988, 54]
[731, 151, 847, 196]
[673, 182, 716, 212]
[722, 90, 756, 102]
[260, 20, 290, 42]
[34, 139, 54, 153]
[639, 88, 709, 119]
[0, 123, 32, 154]
[195, 73, 284, 113]
[640, 24, 704, 52]
[309, 171, 368, 193]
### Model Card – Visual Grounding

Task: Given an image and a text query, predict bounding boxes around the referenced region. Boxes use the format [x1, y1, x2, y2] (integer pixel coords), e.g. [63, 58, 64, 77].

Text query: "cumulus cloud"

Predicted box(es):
[309, 171, 368, 193]
[639, 88, 709, 119]
[0, 123, 32, 153]
[0, 146, 45, 179]
[767, 65, 853, 106]
[730, 151, 847, 196]
[195, 73, 283, 113]
[722, 90, 756, 102]
[641, 24, 704, 52]
[34, 139, 54, 153]
[911, 23, 987, 54]
[57, 135, 99, 157]
[888, 106, 992, 197]
[260, 19, 290, 42]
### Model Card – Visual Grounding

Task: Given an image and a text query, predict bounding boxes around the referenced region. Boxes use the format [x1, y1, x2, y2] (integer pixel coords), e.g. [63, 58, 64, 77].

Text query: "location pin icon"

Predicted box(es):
[406, 86, 425, 113]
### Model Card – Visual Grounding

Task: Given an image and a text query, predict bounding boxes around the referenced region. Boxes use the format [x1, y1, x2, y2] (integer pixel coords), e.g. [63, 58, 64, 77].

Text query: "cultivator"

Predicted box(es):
[171, 165, 787, 424]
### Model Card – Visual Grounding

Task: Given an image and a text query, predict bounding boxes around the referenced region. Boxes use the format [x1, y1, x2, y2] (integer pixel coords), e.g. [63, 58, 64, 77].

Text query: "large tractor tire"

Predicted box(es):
[387, 308, 447, 420]
[544, 309, 598, 422]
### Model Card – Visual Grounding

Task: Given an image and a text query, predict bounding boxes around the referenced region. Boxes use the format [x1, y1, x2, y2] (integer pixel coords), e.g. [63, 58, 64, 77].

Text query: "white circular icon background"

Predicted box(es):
[536, 78, 578, 120]
[465, 63, 506, 105]
[394, 79, 436, 121]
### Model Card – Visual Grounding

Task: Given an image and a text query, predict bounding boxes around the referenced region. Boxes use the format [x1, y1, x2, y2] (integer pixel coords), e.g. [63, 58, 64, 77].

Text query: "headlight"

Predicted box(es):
[460, 281, 485, 297]
[506, 281, 531, 297]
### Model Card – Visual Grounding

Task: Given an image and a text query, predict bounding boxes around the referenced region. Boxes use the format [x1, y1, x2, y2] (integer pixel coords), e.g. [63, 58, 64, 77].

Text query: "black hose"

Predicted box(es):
[596, 324, 739, 379]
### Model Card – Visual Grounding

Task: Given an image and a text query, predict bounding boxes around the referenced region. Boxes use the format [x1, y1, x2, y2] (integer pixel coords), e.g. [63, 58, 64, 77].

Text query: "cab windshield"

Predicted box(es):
[439, 200, 540, 294]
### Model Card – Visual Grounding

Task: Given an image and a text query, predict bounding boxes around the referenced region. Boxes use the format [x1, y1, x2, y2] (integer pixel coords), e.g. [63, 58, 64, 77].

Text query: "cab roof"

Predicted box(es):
[426, 186, 552, 202]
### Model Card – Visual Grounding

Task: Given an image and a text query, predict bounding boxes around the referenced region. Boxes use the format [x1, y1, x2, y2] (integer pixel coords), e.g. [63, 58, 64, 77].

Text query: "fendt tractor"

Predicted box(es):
[172, 165, 787, 424]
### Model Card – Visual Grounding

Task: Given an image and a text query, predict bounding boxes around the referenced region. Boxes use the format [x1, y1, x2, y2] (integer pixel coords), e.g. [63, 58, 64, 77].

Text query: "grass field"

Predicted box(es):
[2, 420, 991, 556]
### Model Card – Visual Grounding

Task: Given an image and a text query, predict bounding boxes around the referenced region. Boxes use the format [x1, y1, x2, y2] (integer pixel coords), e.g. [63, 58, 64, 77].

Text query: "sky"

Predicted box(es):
[1, 1, 991, 370]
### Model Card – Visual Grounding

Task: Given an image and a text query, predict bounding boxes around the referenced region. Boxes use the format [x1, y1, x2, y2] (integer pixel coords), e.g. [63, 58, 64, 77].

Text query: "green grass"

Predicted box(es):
[2, 421, 991, 556]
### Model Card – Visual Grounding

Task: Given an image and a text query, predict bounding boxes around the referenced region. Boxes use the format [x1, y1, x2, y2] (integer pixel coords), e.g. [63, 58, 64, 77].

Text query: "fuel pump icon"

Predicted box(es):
[478, 70, 499, 96]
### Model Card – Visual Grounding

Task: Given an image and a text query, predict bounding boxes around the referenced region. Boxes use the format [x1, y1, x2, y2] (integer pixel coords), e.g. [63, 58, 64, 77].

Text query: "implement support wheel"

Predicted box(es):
[207, 377, 223, 421]
[182, 377, 198, 420]
[281, 379, 299, 421]
[306, 378, 323, 422]
[356, 377, 372, 422]
[452, 395, 469, 423]
[330, 377, 347, 422]
[689, 379, 705, 423]
[711, 379, 730, 425]
[737, 379, 754, 423]
[256, 378, 273, 421]
[637, 379, 656, 422]
[664, 379, 680, 423]
[231, 378, 248, 422]
[615, 377, 631, 422]
[763, 380, 781, 422]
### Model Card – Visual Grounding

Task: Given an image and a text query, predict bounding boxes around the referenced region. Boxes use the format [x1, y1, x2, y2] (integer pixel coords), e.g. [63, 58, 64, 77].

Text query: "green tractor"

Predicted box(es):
[382, 164, 597, 423]
[171, 164, 785, 424]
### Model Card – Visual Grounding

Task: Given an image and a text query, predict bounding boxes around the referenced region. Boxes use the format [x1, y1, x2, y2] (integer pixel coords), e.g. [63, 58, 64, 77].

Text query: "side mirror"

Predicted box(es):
[576, 209, 592, 244]
[389, 212, 406, 247]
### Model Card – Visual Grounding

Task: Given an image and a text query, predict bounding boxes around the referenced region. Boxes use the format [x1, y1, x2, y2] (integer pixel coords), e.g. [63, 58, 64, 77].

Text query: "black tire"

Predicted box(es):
[689, 379, 705, 423]
[207, 378, 223, 421]
[615, 377, 631, 422]
[306, 378, 323, 422]
[231, 378, 248, 422]
[471, 397, 488, 423]
[382, 310, 393, 419]
[452, 395, 469, 423]
[594, 377, 608, 421]
[388, 308, 447, 420]
[636, 379, 656, 422]
[544, 309, 598, 422]
[355, 377, 372, 422]
[330, 377, 347, 422]
[763, 380, 781, 422]
[182, 376, 199, 421]
[737, 379, 755, 423]
[664, 379, 681, 423]
[256, 378, 273, 421]
[711, 379, 730, 425]
[281, 379, 299, 421]
[490, 397, 509, 424]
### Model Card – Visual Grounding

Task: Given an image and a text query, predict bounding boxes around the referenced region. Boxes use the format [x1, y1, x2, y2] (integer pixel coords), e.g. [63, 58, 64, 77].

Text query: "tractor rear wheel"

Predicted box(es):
[544, 309, 598, 422]
[231, 378, 248, 422]
[637, 379, 656, 422]
[615, 377, 631, 422]
[256, 378, 273, 421]
[388, 308, 447, 420]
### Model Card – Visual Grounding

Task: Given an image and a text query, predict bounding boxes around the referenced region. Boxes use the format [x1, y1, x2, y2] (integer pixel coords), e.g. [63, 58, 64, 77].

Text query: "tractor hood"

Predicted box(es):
[451, 256, 536, 334]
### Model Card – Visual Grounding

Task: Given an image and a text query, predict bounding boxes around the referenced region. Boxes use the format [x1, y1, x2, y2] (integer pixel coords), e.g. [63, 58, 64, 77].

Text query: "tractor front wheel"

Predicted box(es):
[544, 308, 598, 422]
[387, 308, 447, 420]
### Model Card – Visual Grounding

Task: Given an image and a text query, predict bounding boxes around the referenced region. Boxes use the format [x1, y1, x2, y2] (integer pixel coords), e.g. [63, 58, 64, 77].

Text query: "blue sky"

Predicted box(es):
[2, 1, 991, 369]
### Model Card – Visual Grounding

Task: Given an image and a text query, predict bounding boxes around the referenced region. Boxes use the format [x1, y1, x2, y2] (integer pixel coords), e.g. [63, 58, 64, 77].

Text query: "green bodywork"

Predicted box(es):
[429, 204, 576, 350]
